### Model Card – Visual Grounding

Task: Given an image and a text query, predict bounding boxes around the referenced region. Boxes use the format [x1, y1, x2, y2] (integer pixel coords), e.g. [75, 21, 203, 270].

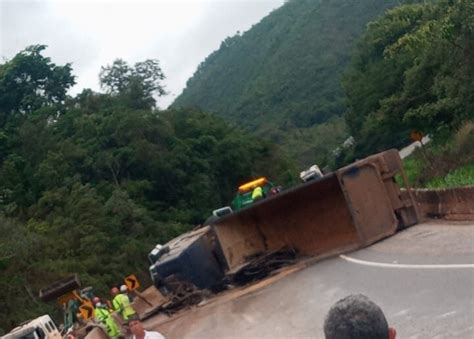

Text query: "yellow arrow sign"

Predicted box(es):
[124, 274, 140, 291]
[410, 130, 424, 142]
[79, 301, 94, 320]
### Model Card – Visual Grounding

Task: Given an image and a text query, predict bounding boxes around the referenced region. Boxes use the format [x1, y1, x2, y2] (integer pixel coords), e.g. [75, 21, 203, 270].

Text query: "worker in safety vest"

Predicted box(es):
[112, 285, 137, 321]
[93, 297, 121, 339]
[251, 186, 264, 201]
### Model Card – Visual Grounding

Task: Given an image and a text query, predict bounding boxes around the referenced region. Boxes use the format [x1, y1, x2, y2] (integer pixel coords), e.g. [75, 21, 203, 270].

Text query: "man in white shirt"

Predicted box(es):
[128, 317, 165, 339]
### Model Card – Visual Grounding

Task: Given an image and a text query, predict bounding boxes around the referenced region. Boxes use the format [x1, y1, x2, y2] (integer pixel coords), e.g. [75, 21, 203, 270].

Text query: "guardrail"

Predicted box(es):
[407, 186, 474, 221]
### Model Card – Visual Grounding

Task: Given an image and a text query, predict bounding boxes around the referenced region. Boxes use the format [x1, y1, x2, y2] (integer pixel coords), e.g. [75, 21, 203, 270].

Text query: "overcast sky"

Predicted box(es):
[0, 0, 284, 108]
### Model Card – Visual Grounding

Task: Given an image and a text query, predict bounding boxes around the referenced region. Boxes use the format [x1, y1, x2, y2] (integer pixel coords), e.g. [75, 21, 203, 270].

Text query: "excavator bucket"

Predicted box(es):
[39, 275, 81, 302]
[212, 149, 419, 272]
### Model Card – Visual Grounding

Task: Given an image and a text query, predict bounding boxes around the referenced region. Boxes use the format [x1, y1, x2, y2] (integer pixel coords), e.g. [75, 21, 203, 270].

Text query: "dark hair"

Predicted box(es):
[125, 315, 141, 325]
[324, 294, 389, 339]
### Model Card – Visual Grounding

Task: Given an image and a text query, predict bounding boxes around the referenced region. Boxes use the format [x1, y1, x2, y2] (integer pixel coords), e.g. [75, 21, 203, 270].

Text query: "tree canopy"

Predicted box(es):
[0, 46, 293, 333]
[0, 45, 75, 128]
[343, 0, 474, 159]
[99, 58, 166, 109]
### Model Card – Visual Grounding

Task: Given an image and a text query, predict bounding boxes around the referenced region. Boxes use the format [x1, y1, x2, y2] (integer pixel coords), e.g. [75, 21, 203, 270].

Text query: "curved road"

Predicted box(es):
[149, 221, 474, 338]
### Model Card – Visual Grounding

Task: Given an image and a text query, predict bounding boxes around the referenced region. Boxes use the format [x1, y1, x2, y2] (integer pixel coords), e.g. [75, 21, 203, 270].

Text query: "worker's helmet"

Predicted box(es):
[92, 296, 100, 305]
[111, 287, 120, 295]
[120, 285, 128, 293]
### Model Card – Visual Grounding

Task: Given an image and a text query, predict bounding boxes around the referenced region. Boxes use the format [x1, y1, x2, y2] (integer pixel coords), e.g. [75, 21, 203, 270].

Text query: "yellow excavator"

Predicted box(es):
[39, 275, 94, 332]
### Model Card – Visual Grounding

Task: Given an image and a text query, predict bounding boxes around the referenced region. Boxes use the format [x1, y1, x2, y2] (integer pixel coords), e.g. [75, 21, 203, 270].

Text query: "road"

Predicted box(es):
[147, 221, 474, 339]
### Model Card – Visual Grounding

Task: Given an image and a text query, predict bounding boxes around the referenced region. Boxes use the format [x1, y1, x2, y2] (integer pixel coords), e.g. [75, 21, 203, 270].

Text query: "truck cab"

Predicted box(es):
[148, 226, 226, 292]
[232, 177, 276, 210]
[300, 164, 323, 182]
[2, 315, 61, 339]
[202, 177, 279, 226]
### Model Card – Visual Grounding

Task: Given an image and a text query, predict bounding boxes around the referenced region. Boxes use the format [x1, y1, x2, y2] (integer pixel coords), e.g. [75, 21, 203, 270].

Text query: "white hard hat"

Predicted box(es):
[120, 285, 128, 292]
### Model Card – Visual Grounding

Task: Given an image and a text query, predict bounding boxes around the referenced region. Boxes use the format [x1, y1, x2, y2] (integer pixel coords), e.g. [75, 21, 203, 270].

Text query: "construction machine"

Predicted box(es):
[204, 177, 280, 226]
[231, 177, 278, 210]
[1, 315, 61, 339]
[38, 275, 96, 332]
[4, 276, 104, 338]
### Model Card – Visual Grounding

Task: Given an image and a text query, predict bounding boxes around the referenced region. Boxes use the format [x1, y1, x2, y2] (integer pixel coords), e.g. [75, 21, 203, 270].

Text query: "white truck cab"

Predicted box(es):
[1, 315, 61, 339]
[300, 164, 323, 182]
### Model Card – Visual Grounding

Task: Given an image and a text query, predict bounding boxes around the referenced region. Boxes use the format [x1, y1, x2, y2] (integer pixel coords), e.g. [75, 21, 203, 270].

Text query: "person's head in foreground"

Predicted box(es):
[127, 316, 165, 339]
[127, 316, 144, 336]
[324, 294, 396, 339]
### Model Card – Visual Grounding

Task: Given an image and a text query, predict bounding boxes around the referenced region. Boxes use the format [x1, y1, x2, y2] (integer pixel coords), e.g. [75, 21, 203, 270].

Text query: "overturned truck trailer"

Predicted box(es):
[151, 149, 420, 291]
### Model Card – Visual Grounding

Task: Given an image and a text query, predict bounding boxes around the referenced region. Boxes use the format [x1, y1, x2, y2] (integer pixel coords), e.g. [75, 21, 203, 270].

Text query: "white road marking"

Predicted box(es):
[242, 313, 256, 324]
[339, 255, 474, 269]
[439, 311, 457, 318]
[393, 309, 409, 317]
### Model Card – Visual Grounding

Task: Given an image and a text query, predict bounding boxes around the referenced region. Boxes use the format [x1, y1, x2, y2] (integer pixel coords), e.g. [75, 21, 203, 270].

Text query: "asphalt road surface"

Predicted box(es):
[149, 221, 474, 339]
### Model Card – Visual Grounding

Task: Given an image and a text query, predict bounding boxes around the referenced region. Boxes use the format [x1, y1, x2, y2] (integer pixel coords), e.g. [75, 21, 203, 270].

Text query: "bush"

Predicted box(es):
[403, 121, 474, 187]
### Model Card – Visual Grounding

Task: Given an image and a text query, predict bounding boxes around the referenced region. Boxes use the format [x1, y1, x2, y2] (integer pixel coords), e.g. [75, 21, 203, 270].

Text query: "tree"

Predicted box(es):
[0, 45, 75, 127]
[98, 59, 131, 94]
[99, 59, 166, 109]
[0, 45, 293, 331]
[343, 0, 474, 158]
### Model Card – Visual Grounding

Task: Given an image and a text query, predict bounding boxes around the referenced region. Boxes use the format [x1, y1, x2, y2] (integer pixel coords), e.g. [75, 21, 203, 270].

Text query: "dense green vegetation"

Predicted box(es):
[0, 46, 293, 333]
[172, 0, 406, 166]
[402, 122, 474, 188]
[427, 164, 474, 188]
[342, 0, 474, 162]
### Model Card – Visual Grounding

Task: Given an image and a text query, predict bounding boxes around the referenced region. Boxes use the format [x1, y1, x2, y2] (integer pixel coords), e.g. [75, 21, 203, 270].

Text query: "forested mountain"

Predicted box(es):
[0, 46, 292, 332]
[172, 0, 407, 166]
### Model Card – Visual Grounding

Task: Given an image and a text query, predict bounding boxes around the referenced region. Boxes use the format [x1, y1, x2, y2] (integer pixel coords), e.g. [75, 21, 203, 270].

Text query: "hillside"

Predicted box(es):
[172, 0, 406, 166]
